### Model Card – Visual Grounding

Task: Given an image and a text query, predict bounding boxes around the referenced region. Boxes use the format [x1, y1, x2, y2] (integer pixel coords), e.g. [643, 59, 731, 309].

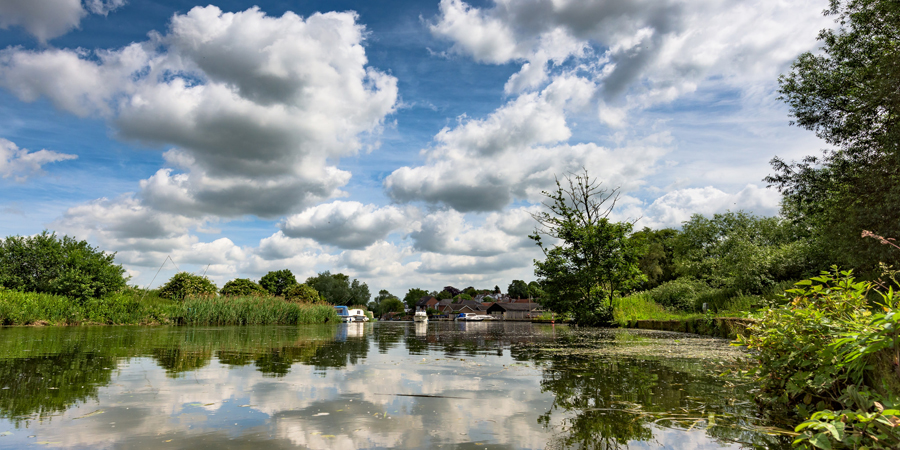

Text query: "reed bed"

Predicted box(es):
[0, 289, 338, 326]
[0, 289, 180, 325]
[181, 296, 339, 325]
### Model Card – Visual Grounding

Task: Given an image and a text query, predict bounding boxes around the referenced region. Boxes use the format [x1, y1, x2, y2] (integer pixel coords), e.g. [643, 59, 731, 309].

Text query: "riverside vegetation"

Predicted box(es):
[0, 232, 338, 326]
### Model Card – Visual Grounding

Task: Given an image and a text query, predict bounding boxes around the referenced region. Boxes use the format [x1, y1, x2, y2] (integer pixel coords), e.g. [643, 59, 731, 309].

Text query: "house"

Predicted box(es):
[416, 296, 439, 310]
[437, 300, 486, 315]
[486, 302, 543, 320]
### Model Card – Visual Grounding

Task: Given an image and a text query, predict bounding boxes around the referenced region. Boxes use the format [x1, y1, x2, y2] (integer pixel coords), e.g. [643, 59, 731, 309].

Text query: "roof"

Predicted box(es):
[416, 296, 437, 307]
[486, 302, 542, 312]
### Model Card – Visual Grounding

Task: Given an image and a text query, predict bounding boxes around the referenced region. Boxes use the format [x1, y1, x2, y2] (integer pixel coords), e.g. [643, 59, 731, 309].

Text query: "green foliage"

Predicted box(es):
[283, 284, 321, 303]
[378, 298, 405, 315]
[631, 227, 680, 289]
[527, 281, 544, 299]
[463, 286, 478, 297]
[220, 278, 266, 297]
[738, 268, 900, 449]
[403, 288, 429, 310]
[435, 290, 452, 300]
[454, 293, 473, 301]
[0, 231, 126, 301]
[305, 271, 370, 306]
[768, 0, 900, 273]
[0, 288, 180, 325]
[180, 296, 338, 325]
[508, 280, 529, 299]
[158, 272, 217, 301]
[259, 269, 298, 296]
[675, 211, 816, 293]
[531, 170, 644, 325]
[645, 278, 713, 312]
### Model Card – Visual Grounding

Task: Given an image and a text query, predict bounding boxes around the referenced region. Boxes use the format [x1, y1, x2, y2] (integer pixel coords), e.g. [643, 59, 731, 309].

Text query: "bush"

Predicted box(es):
[646, 278, 713, 311]
[0, 231, 126, 300]
[259, 269, 298, 297]
[739, 268, 900, 449]
[283, 284, 321, 303]
[158, 272, 217, 300]
[220, 278, 266, 297]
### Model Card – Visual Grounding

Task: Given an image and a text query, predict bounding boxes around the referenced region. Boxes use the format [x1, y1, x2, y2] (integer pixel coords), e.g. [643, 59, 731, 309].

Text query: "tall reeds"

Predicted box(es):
[181, 296, 339, 325]
[0, 289, 339, 326]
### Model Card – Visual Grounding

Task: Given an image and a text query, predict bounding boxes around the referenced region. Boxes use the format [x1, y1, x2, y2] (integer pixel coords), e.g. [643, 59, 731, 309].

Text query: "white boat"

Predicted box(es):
[414, 309, 428, 323]
[348, 308, 369, 322]
[456, 313, 485, 322]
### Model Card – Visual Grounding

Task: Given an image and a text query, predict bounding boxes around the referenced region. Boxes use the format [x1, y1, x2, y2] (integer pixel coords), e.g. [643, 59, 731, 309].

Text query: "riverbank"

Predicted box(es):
[0, 289, 339, 326]
[624, 317, 755, 339]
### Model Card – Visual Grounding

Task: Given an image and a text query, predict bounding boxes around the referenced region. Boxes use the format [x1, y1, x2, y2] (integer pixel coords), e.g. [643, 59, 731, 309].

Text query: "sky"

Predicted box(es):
[0, 0, 835, 297]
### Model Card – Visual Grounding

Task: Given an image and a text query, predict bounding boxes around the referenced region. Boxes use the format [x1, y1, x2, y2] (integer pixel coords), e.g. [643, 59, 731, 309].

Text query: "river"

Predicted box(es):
[0, 322, 790, 449]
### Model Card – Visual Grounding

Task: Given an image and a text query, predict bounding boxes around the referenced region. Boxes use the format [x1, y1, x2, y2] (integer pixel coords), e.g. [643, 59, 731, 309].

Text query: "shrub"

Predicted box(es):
[158, 272, 217, 300]
[738, 268, 900, 449]
[0, 231, 126, 300]
[646, 278, 712, 311]
[220, 278, 266, 297]
[283, 284, 321, 303]
[259, 269, 298, 296]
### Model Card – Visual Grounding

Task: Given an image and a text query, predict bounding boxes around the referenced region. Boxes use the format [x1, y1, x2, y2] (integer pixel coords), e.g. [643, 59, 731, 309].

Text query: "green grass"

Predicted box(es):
[612, 293, 705, 326]
[0, 288, 339, 326]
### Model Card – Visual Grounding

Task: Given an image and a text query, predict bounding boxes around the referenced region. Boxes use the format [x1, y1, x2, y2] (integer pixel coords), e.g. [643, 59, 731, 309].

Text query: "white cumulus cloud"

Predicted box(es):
[1, 6, 398, 218]
[280, 201, 413, 249]
[0, 0, 126, 42]
[0, 138, 77, 182]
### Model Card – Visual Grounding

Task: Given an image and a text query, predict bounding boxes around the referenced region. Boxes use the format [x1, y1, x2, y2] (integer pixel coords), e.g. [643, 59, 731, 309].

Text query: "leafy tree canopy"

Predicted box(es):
[220, 278, 266, 297]
[305, 271, 370, 306]
[259, 269, 298, 297]
[284, 284, 321, 303]
[0, 231, 126, 300]
[768, 0, 900, 271]
[159, 272, 217, 300]
[674, 211, 818, 293]
[530, 170, 644, 325]
[435, 290, 452, 300]
[630, 227, 679, 290]
[507, 280, 529, 299]
[402, 288, 429, 310]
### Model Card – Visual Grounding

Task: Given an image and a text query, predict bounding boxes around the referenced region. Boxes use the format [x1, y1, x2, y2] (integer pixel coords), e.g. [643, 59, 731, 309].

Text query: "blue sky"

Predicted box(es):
[0, 0, 833, 296]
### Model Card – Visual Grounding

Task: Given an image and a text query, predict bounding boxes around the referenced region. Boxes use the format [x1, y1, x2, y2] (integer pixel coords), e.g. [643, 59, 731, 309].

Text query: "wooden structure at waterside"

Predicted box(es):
[486, 302, 543, 320]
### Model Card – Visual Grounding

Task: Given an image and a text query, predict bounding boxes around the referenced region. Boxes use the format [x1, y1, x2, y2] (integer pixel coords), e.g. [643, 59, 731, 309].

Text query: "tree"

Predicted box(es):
[379, 298, 405, 315]
[159, 272, 217, 300]
[527, 281, 544, 300]
[630, 227, 679, 290]
[259, 269, 298, 296]
[402, 288, 429, 310]
[220, 278, 266, 297]
[493, 285, 500, 294]
[0, 231, 126, 300]
[463, 286, 478, 297]
[443, 286, 461, 297]
[767, 0, 900, 272]
[284, 284, 321, 303]
[305, 271, 370, 306]
[530, 170, 645, 325]
[674, 212, 817, 293]
[507, 280, 529, 299]
[435, 290, 452, 300]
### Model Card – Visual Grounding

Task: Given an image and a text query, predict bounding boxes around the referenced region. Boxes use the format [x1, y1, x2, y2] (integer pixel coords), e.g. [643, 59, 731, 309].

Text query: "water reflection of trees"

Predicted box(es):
[520, 348, 792, 449]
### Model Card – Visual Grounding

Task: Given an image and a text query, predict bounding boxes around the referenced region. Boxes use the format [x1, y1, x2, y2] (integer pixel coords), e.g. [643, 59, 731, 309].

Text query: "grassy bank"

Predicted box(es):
[611, 291, 756, 326]
[0, 289, 338, 326]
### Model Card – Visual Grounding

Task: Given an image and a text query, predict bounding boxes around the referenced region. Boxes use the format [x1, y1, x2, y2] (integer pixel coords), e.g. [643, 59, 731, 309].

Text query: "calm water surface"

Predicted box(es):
[0, 322, 790, 449]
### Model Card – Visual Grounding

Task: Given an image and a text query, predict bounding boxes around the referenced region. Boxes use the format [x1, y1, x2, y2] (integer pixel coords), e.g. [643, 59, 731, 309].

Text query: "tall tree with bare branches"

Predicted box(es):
[530, 170, 645, 325]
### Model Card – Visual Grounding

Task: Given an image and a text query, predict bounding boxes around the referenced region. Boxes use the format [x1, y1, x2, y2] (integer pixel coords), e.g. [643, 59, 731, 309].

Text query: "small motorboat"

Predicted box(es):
[414, 308, 428, 323]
